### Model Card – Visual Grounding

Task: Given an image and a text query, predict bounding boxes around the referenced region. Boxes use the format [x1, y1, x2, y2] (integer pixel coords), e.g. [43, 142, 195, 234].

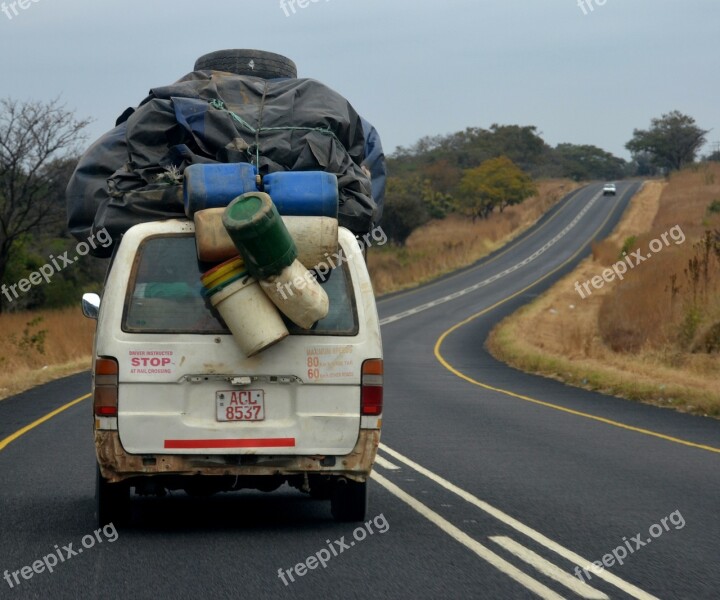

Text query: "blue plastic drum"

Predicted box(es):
[183, 163, 258, 217]
[262, 171, 339, 218]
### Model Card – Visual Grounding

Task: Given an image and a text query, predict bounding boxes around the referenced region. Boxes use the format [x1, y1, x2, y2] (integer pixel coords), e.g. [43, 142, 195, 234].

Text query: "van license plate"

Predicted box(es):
[216, 390, 265, 421]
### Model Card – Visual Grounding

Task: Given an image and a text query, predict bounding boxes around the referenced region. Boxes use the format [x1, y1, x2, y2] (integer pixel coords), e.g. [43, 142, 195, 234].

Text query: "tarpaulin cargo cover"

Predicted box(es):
[67, 71, 377, 257]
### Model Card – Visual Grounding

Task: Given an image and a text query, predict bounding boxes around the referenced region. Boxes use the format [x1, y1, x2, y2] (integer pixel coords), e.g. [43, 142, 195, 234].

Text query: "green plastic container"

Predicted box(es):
[222, 192, 298, 280]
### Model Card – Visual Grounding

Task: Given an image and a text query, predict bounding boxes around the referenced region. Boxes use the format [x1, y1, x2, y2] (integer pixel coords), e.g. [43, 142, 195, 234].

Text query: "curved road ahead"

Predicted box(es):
[1, 182, 718, 599]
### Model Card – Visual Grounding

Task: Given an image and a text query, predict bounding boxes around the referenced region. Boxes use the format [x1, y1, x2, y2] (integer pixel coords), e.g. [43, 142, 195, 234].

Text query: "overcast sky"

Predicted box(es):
[1, 0, 717, 161]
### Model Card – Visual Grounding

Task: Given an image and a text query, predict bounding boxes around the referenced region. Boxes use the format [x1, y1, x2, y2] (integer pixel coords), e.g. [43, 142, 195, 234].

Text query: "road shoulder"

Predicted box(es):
[487, 180, 720, 417]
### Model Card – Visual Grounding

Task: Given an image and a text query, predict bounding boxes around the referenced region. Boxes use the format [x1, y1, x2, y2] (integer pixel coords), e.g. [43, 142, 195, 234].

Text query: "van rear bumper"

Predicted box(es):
[96, 429, 380, 484]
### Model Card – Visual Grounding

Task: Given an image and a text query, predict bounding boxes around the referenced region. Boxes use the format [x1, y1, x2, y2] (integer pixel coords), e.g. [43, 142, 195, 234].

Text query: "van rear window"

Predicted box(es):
[123, 235, 359, 336]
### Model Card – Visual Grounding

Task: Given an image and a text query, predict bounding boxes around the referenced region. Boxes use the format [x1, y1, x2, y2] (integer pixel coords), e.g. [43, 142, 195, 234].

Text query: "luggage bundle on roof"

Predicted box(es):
[66, 49, 385, 258]
[66, 49, 386, 356]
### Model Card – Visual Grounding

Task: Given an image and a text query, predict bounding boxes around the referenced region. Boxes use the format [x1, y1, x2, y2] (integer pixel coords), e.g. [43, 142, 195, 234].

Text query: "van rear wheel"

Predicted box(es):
[96, 465, 130, 527]
[330, 479, 367, 522]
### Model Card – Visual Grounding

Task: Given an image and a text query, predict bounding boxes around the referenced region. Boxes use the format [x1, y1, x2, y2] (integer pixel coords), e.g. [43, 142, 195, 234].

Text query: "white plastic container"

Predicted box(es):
[286, 216, 338, 270]
[194, 208, 338, 268]
[259, 259, 330, 329]
[209, 274, 289, 357]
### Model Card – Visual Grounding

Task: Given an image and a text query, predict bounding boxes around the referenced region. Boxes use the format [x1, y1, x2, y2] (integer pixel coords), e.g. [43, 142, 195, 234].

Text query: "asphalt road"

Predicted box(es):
[1, 182, 718, 600]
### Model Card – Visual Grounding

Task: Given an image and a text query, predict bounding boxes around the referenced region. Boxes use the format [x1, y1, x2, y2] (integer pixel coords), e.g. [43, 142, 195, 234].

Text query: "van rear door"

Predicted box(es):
[96, 225, 380, 456]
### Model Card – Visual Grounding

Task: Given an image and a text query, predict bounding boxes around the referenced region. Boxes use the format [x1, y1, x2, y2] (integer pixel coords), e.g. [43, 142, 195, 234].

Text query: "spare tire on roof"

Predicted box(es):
[194, 49, 297, 79]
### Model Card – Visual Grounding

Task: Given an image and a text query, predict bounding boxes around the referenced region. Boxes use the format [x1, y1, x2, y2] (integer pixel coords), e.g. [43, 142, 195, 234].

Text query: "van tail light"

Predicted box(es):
[361, 359, 383, 416]
[94, 358, 119, 417]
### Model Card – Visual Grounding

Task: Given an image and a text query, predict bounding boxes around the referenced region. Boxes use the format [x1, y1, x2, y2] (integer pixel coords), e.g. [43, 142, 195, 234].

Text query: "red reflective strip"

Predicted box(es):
[164, 438, 296, 449]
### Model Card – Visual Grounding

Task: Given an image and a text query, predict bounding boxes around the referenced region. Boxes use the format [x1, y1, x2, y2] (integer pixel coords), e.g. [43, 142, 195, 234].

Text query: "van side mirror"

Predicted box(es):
[82, 293, 101, 319]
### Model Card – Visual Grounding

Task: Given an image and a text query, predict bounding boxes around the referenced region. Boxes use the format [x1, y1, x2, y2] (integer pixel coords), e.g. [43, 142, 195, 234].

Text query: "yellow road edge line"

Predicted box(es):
[0, 393, 91, 452]
[378, 184, 585, 305]
[433, 187, 720, 456]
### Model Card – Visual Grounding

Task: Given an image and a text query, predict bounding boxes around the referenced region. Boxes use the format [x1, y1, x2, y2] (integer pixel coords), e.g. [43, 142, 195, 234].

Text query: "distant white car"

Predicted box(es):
[603, 183, 617, 196]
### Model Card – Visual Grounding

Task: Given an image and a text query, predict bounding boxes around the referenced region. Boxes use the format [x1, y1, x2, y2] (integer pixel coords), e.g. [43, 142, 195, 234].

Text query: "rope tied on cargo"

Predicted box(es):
[254, 83, 269, 171]
[208, 98, 345, 166]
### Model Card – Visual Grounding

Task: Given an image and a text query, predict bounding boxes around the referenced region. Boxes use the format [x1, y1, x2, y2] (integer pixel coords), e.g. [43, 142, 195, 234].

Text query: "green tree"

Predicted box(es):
[389, 124, 552, 175]
[382, 177, 431, 245]
[421, 159, 463, 196]
[626, 111, 708, 172]
[486, 124, 548, 172]
[629, 150, 660, 177]
[0, 98, 90, 309]
[458, 156, 537, 220]
[381, 175, 454, 245]
[552, 144, 627, 181]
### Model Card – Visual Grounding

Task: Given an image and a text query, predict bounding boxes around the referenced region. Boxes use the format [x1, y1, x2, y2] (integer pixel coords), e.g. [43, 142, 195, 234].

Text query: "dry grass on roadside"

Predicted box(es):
[598, 166, 720, 356]
[488, 167, 720, 417]
[0, 307, 94, 400]
[368, 179, 580, 294]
